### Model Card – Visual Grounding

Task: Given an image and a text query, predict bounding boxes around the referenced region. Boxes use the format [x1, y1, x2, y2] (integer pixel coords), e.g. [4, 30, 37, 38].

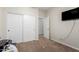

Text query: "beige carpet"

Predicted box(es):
[16, 37, 79, 52]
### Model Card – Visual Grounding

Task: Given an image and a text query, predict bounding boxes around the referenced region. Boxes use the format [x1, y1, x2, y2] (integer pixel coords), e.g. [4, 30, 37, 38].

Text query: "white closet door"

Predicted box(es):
[7, 13, 23, 43]
[23, 15, 36, 42]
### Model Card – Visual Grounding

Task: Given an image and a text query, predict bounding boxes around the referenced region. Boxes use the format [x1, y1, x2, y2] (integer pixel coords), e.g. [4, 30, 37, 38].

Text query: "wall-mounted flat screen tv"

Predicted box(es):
[62, 7, 79, 21]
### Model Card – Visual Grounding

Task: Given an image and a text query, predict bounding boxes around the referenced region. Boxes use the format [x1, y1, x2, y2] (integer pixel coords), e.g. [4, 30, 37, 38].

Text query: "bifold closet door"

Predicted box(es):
[7, 13, 23, 43]
[23, 15, 36, 42]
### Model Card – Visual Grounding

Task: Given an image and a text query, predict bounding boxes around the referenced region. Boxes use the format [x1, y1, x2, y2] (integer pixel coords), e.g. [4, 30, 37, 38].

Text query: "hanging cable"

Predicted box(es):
[63, 20, 76, 40]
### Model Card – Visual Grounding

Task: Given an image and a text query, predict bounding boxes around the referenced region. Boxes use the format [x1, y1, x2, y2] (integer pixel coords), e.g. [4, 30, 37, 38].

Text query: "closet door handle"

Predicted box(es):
[8, 30, 10, 32]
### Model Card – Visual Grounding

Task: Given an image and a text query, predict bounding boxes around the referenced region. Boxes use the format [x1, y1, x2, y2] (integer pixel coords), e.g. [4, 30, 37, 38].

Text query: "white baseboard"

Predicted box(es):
[52, 39, 79, 51]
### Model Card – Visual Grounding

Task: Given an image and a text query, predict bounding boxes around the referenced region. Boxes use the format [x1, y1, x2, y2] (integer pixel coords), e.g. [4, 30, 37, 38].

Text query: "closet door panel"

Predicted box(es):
[23, 15, 36, 42]
[7, 13, 23, 43]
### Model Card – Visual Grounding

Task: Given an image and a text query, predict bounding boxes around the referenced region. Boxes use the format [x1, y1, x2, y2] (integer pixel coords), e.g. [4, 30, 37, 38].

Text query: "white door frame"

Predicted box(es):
[38, 16, 50, 39]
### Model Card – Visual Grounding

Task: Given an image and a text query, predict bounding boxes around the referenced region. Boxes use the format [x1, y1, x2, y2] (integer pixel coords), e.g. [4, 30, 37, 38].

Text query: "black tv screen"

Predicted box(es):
[62, 7, 79, 21]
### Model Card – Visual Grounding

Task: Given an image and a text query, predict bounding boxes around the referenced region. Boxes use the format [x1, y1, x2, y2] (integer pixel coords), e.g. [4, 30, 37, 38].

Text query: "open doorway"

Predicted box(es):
[38, 17, 49, 39]
[38, 17, 44, 38]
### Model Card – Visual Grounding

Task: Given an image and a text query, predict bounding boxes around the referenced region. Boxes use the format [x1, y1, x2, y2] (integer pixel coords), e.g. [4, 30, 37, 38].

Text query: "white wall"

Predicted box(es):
[0, 7, 39, 40]
[39, 10, 47, 17]
[48, 7, 79, 50]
